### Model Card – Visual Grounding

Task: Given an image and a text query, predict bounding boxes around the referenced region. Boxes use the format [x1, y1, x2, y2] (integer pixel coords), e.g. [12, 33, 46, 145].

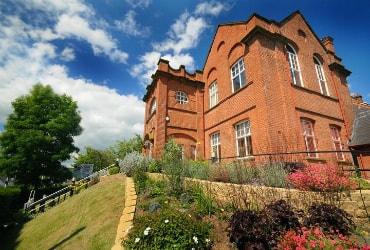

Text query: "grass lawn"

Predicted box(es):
[1, 174, 126, 250]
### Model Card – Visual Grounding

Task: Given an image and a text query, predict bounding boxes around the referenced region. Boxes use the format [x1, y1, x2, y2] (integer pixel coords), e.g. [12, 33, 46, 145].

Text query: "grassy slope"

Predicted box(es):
[3, 174, 126, 250]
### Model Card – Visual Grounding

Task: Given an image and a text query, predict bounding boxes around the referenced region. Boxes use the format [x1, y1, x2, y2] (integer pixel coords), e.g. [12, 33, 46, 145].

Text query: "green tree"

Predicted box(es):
[73, 146, 114, 172]
[0, 84, 82, 189]
[110, 134, 143, 160]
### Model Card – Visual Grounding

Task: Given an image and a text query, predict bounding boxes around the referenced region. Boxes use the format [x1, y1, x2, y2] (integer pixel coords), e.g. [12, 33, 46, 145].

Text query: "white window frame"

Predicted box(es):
[150, 98, 156, 114]
[330, 126, 345, 161]
[209, 81, 218, 108]
[231, 59, 246, 92]
[286, 44, 303, 87]
[210, 132, 221, 162]
[235, 120, 253, 158]
[301, 119, 318, 158]
[175, 91, 188, 104]
[314, 56, 329, 96]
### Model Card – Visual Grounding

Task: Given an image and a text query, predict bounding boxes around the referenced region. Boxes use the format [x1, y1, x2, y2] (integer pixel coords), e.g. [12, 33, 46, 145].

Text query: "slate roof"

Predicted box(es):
[349, 103, 370, 147]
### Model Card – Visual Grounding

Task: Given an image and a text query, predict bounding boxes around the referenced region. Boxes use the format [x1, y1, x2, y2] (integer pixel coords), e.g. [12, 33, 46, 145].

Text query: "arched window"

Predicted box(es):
[150, 98, 156, 114]
[314, 56, 329, 96]
[175, 91, 188, 104]
[286, 44, 303, 87]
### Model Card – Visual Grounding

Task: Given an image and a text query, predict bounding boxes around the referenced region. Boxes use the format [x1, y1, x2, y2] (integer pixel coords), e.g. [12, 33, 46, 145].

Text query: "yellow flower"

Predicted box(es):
[220, 208, 224, 212]
[363, 230, 369, 236]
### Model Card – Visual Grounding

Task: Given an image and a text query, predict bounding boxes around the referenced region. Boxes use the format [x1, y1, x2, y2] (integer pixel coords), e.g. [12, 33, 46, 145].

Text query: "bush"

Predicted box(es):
[184, 160, 210, 180]
[108, 166, 120, 175]
[286, 164, 358, 192]
[0, 187, 23, 225]
[148, 159, 162, 173]
[277, 226, 370, 250]
[303, 203, 355, 236]
[122, 209, 213, 249]
[258, 163, 289, 188]
[228, 200, 299, 249]
[121, 151, 150, 177]
[161, 138, 185, 195]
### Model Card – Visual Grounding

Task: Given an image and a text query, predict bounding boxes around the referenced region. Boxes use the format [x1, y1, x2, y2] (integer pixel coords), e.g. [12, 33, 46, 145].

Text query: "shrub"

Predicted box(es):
[0, 187, 23, 224]
[133, 172, 151, 194]
[108, 166, 120, 175]
[228, 161, 257, 184]
[277, 225, 370, 250]
[286, 164, 358, 192]
[161, 138, 185, 195]
[121, 151, 150, 177]
[303, 203, 355, 236]
[122, 209, 213, 249]
[257, 163, 289, 188]
[191, 183, 215, 216]
[184, 160, 210, 180]
[228, 200, 299, 249]
[148, 159, 162, 173]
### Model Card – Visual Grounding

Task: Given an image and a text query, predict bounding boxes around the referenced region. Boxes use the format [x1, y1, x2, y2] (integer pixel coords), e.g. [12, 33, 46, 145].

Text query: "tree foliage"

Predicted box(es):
[73, 134, 143, 172]
[73, 146, 114, 172]
[0, 84, 82, 189]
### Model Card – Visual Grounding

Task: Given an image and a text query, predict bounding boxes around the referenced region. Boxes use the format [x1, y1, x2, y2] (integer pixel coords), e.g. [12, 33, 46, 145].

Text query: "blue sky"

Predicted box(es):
[1, 0, 369, 154]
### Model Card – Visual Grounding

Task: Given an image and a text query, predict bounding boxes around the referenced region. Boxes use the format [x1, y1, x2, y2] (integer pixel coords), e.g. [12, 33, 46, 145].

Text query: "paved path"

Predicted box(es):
[112, 177, 136, 250]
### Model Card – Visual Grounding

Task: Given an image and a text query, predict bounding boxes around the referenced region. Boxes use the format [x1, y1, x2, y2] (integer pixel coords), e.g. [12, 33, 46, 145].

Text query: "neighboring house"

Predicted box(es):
[349, 94, 370, 178]
[142, 11, 357, 168]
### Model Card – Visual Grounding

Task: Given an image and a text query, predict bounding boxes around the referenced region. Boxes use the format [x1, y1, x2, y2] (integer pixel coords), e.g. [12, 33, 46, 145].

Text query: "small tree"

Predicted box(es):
[162, 137, 185, 194]
[0, 84, 82, 189]
[73, 146, 115, 172]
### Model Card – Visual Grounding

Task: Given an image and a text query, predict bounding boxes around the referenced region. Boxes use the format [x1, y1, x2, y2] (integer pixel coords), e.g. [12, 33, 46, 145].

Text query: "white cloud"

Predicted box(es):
[55, 14, 128, 63]
[126, 0, 151, 9]
[115, 10, 150, 37]
[194, 1, 231, 16]
[0, 1, 143, 152]
[153, 12, 208, 54]
[61, 47, 75, 61]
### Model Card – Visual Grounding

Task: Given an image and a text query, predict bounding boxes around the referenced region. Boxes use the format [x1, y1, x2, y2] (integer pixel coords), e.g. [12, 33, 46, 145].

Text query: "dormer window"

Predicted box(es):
[175, 91, 188, 104]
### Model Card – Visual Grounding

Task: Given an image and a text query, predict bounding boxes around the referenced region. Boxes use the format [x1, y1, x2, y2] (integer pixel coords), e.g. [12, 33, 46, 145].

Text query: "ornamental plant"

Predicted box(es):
[286, 164, 357, 192]
[121, 209, 213, 249]
[277, 225, 370, 250]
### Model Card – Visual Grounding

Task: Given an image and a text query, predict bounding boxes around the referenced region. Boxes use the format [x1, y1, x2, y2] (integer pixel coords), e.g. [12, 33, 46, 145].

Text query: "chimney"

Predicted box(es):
[321, 36, 335, 54]
[352, 94, 363, 103]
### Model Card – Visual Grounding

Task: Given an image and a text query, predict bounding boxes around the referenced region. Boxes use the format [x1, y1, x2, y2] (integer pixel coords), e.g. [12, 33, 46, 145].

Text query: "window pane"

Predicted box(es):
[237, 138, 246, 157]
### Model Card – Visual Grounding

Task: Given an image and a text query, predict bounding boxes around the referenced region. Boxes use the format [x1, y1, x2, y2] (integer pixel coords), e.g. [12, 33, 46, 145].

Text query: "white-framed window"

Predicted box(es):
[330, 126, 345, 161]
[150, 98, 156, 114]
[175, 91, 188, 104]
[286, 44, 303, 87]
[301, 119, 318, 158]
[210, 132, 221, 161]
[231, 58, 246, 92]
[314, 56, 329, 96]
[209, 81, 218, 108]
[235, 120, 253, 158]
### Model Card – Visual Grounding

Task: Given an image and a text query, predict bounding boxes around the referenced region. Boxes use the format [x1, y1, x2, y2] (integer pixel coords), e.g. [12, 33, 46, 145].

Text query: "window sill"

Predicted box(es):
[336, 160, 353, 166]
[305, 157, 327, 163]
[237, 156, 256, 161]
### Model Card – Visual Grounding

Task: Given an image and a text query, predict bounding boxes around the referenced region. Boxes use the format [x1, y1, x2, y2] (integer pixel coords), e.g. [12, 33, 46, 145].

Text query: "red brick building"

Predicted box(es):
[142, 11, 356, 167]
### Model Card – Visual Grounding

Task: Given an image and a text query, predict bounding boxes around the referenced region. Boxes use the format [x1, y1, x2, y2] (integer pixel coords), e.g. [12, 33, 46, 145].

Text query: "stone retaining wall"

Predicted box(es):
[148, 173, 370, 230]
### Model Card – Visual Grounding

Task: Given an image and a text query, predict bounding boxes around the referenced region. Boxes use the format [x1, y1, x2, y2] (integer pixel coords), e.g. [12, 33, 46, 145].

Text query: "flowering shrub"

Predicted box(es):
[122, 209, 213, 249]
[286, 164, 357, 192]
[277, 225, 370, 250]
